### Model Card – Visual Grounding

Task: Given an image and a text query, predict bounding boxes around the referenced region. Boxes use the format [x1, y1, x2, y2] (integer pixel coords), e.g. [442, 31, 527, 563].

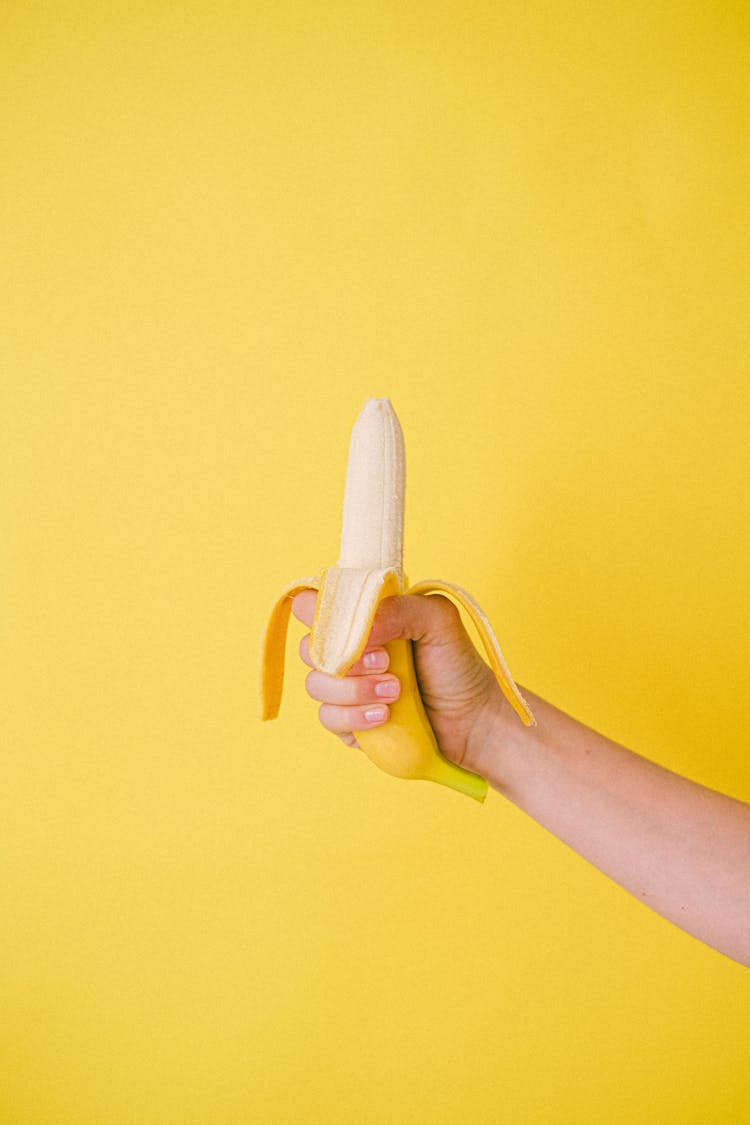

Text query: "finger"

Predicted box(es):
[339, 732, 359, 748]
[291, 590, 318, 627]
[305, 667, 400, 706]
[295, 591, 459, 664]
[364, 593, 463, 649]
[299, 633, 313, 668]
[299, 633, 389, 675]
[318, 702, 390, 736]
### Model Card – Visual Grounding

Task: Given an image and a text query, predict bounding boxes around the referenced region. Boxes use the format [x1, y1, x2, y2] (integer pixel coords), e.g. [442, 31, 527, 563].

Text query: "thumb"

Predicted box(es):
[366, 593, 464, 649]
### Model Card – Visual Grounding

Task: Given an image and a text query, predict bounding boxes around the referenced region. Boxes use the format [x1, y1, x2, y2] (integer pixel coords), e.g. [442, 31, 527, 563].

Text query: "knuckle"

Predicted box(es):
[318, 702, 344, 733]
[429, 593, 461, 625]
[352, 677, 371, 705]
[298, 633, 312, 665]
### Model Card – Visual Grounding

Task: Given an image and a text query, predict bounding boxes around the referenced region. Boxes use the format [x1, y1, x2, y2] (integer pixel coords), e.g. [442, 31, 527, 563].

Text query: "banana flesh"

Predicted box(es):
[260, 398, 535, 802]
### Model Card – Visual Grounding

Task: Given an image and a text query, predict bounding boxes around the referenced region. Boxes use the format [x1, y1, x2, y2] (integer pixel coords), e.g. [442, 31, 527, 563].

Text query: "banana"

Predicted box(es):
[260, 398, 535, 802]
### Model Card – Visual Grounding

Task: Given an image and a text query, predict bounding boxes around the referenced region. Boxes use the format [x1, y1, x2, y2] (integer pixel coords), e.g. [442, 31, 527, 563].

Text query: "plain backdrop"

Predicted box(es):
[2, 3, 749, 1122]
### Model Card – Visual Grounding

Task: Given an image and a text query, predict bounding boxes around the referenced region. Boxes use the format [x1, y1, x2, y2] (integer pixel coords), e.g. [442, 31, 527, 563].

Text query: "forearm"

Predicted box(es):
[471, 688, 750, 967]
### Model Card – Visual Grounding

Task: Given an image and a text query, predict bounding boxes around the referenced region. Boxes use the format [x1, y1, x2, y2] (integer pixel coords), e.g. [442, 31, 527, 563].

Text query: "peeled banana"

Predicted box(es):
[260, 398, 535, 802]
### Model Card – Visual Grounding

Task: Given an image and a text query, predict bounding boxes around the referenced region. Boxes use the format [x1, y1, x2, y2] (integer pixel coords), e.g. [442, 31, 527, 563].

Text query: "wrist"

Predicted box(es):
[464, 683, 526, 784]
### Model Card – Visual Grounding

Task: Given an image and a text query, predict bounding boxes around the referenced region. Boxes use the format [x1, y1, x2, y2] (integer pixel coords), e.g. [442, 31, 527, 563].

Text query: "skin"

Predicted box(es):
[292, 590, 750, 969]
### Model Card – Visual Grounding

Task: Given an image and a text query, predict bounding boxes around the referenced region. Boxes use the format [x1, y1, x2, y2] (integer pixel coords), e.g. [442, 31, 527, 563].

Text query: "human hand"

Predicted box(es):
[291, 590, 505, 774]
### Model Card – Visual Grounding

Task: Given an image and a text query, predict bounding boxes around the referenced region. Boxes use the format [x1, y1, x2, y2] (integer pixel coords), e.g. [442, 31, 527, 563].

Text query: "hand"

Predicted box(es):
[291, 590, 505, 773]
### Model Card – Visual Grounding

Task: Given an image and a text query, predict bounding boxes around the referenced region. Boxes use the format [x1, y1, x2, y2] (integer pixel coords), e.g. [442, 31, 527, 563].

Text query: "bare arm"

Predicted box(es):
[475, 687, 750, 967]
[292, 590, 750, 967]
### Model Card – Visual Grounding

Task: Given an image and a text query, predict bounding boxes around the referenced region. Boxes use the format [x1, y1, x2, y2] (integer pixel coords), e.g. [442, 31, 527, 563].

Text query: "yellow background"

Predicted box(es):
[2, 3, 749, 1122]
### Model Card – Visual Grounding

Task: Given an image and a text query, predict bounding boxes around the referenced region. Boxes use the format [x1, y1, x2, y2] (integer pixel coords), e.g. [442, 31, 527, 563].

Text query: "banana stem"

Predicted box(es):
[427, 756, 489, 802]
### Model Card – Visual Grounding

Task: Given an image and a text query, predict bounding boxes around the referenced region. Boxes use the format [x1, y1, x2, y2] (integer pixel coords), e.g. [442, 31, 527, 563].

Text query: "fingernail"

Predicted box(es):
[363, 706, 387, 724]
[363, 650, 387, 670]
[374, 678, 399, 699]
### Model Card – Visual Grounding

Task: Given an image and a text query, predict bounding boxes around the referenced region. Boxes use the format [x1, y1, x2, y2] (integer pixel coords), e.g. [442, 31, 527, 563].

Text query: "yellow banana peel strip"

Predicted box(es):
[407, 579, 535, 727]
[260, 575, 321, 721]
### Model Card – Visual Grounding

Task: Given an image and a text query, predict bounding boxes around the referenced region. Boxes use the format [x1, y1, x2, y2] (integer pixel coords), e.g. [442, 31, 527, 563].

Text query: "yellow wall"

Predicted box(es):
[2, 3, 749, 1122]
